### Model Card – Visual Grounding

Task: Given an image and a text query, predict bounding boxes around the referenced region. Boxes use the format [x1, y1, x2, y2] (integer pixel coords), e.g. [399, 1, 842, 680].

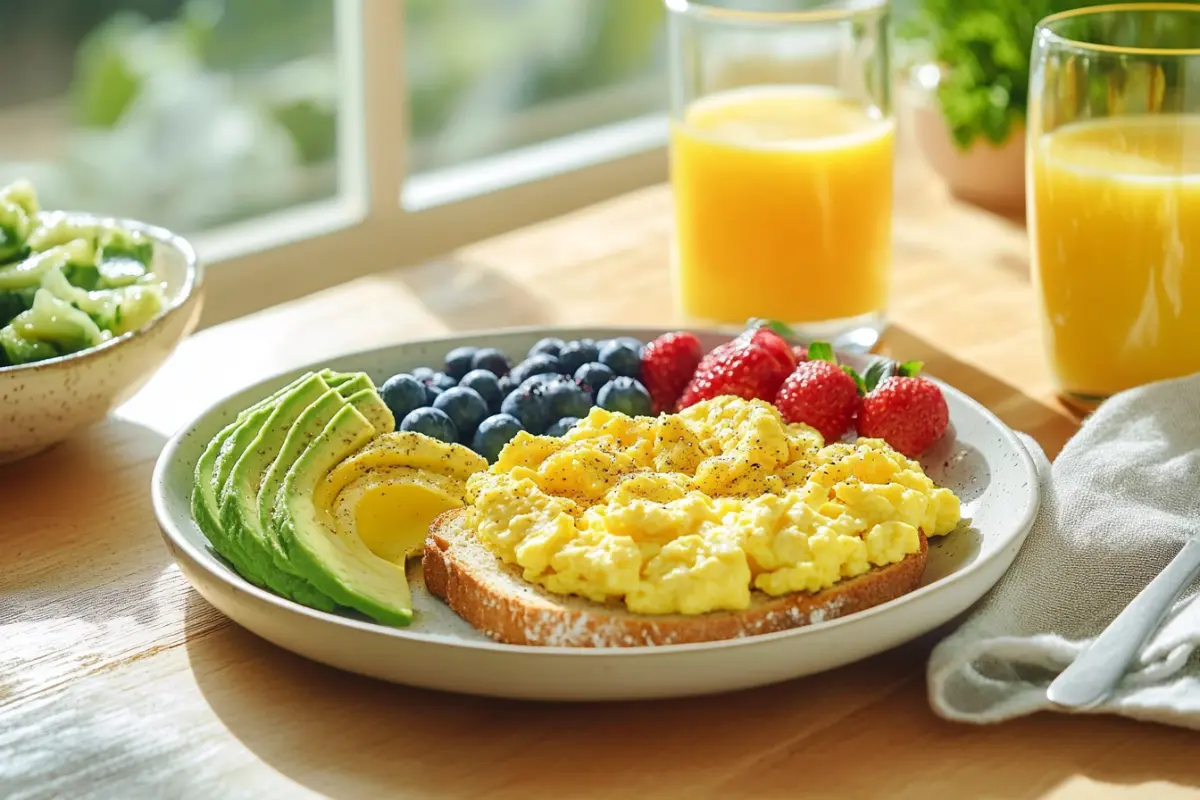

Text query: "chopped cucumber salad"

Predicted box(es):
[0, 179, 166, 367]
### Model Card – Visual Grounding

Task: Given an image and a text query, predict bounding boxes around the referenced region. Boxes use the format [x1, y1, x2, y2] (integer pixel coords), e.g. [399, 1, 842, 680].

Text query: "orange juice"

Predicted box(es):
[670, 85, 894, 327]
[1031, 115, 1200, 400]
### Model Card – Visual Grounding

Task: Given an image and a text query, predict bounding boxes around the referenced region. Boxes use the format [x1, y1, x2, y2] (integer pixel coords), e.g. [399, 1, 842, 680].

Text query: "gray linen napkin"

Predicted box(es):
[927, 371, 1200, 728]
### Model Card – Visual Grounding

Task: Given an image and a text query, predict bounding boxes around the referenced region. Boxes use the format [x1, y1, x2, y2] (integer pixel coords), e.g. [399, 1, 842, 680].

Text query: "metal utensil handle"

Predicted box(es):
[1047, 537, 1200, 709]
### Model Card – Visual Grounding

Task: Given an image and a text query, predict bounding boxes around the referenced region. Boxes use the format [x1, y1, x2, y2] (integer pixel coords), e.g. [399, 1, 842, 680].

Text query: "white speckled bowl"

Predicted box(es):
[0, 215, 203, 464]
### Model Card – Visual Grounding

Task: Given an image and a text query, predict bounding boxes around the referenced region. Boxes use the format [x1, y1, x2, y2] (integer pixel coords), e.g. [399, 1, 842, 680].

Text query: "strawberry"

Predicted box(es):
[792, 345, 809, 364]
[858, 360, 949, 457]
[640, 331, 703, 413]
[773, 342, 863, 442]
[747, 327, 797, 373]
[677, 330, 793, 409]
[744, 318, 799, 372]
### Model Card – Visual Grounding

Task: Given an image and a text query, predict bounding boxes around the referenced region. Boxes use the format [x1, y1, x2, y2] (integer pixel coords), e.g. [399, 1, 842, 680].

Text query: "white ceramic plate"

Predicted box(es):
[152, 327, 1040, 701]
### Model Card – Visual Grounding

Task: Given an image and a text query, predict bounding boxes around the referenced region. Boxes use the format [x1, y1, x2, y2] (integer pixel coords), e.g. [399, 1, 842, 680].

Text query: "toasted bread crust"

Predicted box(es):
[424, 509, 929, 647]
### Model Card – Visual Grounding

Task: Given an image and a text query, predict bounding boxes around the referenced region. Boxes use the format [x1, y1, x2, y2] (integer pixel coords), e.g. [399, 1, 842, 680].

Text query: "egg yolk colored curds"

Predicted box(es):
[464, 396, 961, 615]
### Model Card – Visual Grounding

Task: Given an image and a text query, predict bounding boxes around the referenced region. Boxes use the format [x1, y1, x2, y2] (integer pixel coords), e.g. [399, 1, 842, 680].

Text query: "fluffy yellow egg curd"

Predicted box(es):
[464, 396, 961, 616]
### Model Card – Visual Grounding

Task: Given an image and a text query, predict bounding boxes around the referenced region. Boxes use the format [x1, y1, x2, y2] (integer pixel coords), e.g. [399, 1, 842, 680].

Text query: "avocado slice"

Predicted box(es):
[218, 373, 341, 607]
[254, 375, 375, 571]
[192, 370, 345, 574]
[269, 397, 414, 626]
[219, 371, 393, 608]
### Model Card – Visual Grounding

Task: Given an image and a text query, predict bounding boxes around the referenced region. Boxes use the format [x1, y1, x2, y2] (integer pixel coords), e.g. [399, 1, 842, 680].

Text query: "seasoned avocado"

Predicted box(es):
[219, 371, 393, 609]
[315, 431, 487, 564]
[329, 466, 466, 564]
[253, 374, 377, 571]
[192, 370, 347, 573]
[194, 369, 410, 625]
[219, 373, 338, 601]
[269, 397, 413, 626]
[192, 373, 316, 573]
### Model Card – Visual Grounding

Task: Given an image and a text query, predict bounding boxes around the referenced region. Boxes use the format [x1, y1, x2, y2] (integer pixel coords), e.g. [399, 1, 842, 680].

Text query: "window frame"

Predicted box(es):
[195, 0, 668, 327]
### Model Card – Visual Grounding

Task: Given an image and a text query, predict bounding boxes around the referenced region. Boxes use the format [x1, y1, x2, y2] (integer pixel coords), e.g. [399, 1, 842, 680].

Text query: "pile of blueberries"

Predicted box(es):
[378, 336, 653, 462]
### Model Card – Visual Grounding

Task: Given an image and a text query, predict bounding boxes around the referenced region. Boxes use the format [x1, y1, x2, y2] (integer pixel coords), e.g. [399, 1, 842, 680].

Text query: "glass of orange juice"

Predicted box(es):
[665, 0, 894, 350]
[1029, 3, 1200, 408]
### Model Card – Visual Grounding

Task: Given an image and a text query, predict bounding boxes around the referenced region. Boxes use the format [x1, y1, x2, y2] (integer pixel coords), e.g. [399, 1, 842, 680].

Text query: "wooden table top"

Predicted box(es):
[4, 146, 1199, 799]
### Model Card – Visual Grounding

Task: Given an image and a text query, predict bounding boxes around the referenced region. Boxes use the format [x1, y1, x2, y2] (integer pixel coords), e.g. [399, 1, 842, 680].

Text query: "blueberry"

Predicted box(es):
[501, 387, 553, 435]
[599, 340, 642, 379]
[444, 346, 477, 380]
[411, 366, 436, 382]
[471, 413, 524, 463]
[400, 407, 458, 444]
[432, 386, 489, 441]
[471, 347, 511, 377]
[558, 340, 600, 375]
[431, 372, 457, 391]
[510, 353, 562, 384]
[528, 337, 565, 359]
[498, 374, 514, 396]
[544, 379, 592, 420]
[424, 384, 444, 404]
[460, 369, 503, 412]
[519, 372, 563, 392]
[545, 416, 581, 437]
[379, 373, 427, 421]
[574, 362, 614, 394]
[597, 376, 652, 417]
[615, 336, 644, 353]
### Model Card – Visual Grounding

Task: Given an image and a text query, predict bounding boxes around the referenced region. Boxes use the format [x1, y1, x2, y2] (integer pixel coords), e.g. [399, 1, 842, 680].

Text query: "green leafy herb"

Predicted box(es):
[807, 342, 835, 363]
[899, 0, 1186, 149]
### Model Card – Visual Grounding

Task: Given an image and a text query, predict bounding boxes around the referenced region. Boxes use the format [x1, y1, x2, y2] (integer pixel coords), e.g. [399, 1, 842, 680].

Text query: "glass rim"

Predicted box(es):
[1037, 2, 1200, 57]
[663, 0, 887, 25]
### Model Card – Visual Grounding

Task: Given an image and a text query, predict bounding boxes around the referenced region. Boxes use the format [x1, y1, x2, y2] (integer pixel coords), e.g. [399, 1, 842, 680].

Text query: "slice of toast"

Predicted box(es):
[424, 509, 929, 648]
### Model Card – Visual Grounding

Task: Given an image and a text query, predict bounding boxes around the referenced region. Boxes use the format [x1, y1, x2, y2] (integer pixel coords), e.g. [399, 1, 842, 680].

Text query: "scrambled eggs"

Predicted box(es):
[464, 396, 961, 615]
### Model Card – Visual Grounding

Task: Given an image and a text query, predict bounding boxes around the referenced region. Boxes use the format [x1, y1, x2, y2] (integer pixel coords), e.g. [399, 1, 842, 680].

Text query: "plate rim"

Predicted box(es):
[151, 324, 1041, 658]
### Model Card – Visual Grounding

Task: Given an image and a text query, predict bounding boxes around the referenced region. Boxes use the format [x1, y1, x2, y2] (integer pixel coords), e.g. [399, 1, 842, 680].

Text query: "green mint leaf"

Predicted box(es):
[807, 342, 835, 363]
[898, 360, 924, 378]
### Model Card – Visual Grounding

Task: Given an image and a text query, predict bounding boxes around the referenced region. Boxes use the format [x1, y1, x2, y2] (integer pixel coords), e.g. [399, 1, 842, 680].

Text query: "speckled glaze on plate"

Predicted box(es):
[0, 215, 203, 464]
[152, 328, 1040, 702]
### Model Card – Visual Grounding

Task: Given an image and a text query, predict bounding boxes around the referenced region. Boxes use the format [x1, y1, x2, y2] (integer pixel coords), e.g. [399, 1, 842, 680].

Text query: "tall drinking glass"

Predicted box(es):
[666, 0, 894, 350]
[1029, 3, 1200, 408]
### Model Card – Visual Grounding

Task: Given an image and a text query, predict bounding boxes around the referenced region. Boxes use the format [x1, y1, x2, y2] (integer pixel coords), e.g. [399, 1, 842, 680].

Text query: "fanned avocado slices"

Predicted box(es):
[191, 372, 328, 580]
[269, 397, 414, 626]
[217, 372, 351, 608]
[191, 369, 412, 626]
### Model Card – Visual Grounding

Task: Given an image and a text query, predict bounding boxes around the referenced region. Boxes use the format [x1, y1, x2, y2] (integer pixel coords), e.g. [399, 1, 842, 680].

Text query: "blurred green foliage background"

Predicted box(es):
[901, 0, 1200, 149]
[0, 0, 665, 232]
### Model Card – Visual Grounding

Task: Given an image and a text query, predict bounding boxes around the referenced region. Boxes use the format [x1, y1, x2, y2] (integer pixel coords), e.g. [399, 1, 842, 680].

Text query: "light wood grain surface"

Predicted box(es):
[3, 146, 1199, 800]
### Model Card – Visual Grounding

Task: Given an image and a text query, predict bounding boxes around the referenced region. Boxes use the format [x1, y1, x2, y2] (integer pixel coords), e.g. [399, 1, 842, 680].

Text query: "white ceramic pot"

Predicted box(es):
[0, 216, 204, 464]
[903, 64, 1027, 215]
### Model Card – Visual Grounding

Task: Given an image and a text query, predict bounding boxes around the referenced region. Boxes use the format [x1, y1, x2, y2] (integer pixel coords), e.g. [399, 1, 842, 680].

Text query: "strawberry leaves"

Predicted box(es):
[842, 365, 867, 393]
[862, 358, 925, 394]
[746, 317, 796, 338]
[862, 360, 892, 393]
[806, 341, 835, 363]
